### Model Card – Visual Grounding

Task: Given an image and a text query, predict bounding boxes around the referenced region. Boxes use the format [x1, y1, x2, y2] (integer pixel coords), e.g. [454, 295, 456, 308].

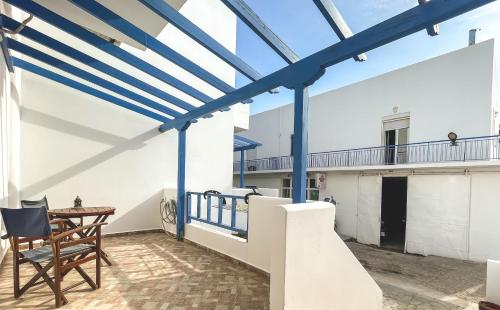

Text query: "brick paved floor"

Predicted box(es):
[0, 233, 489, 309]
[0, 232, 270, 309]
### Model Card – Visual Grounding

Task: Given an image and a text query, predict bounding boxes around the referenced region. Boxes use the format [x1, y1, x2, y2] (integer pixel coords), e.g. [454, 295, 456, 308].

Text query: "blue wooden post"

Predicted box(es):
[207, 195, 212, 222]
[186, 192, 191, 223]
[239, 150, 245, 188]
[230, 198, 237, 228]
[217, 197, 224, 225]
[196, 193, 201, 218]
[292, 87, 309, 203]
[176, 122, 190, 240]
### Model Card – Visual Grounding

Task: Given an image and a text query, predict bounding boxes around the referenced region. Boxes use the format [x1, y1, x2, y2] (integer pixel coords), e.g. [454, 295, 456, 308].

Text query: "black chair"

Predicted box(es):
[20, 196, 49, 210]
[21, 196, 62, 246]
[0, 207, 105, 308]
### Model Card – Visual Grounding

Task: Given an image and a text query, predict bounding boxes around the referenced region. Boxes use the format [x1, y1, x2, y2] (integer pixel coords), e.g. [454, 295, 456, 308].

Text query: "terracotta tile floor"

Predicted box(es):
[0, 233, 270, 309]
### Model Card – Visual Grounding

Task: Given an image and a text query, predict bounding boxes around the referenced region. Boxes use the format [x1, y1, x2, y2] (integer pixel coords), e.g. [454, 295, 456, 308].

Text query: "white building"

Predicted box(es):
[0, 1, 384, 308]
[235, 40, 500, 262]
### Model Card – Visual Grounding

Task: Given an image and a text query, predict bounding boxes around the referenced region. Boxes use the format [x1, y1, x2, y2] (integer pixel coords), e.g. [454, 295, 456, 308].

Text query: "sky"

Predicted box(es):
[233, 0, 500, 115]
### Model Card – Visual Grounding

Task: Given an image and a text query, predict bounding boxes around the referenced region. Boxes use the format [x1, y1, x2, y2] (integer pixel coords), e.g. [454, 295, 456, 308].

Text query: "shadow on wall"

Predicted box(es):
[104, 190, 164, 234]
[20, 109, 162, 198]
[22, 108, 134, 147]
[9, 77, 21, 111]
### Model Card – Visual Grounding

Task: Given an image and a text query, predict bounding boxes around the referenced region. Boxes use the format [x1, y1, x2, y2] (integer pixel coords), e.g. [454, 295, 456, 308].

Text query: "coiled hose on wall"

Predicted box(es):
[160, 197, 177, 232]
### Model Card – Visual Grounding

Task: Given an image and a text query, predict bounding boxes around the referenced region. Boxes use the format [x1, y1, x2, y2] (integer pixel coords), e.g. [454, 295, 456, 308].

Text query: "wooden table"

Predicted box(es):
[49, 207, 115, 266]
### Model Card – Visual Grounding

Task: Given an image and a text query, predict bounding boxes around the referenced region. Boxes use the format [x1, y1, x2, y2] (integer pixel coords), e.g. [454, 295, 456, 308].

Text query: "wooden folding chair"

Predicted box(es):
[0, 207, 106, 308]
[20, 196, 66, 248]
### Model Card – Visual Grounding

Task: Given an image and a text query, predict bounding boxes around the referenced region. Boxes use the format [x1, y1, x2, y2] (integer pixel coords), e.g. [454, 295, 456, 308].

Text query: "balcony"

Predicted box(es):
[234, 135, 500, 173]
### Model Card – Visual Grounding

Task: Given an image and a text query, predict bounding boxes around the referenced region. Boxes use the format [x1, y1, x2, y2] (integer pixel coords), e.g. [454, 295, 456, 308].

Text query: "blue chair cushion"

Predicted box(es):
[21, 244, 95, 263]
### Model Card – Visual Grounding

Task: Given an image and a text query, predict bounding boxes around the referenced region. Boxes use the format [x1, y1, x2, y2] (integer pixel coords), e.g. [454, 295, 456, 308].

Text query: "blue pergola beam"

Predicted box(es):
[0, 32, 14, 72]
[234, 134, 262, 146]
[13, 58, 170, 123]
[0, 14, 195, 112]
[70, 0, 236, 94]
[4, 0, 213, 104]
[138, 0, 262, 82]
[8, 39, 181, 118]
[160, 0, 495, 132]
[221, 0, 299, 64]
[233, 135, 261, 152]
[312, 0, 367, 62]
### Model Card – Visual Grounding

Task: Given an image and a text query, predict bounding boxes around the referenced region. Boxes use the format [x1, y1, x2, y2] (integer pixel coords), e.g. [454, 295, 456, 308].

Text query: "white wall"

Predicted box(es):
[234, 172, 286, 190]
[239, 40, 496, 159]
[469, 174, 500, 261]
[184, 196, 382, 309]
[321, 173, 358, 237]
[406, 174, 470, 259]
[185, 196, 291, 272]
[18, 0, 238, 234]
[243, 167, 500, 262]
[487, 260, 500, 305]
[0, 1, 23, 266]
[270, 201, 382, 310]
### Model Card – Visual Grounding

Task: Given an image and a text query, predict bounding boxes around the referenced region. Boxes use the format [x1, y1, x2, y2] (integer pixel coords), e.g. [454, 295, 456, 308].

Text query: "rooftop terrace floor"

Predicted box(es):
[0, 232, 269, 309]
[0, 233, 487, 309]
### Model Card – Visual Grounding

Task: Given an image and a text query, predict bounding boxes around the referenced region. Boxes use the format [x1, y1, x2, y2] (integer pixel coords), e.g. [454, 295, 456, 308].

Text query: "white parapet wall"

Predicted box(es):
[185, 196, 290, 273]
[270, 201, 382, 310]
[487, 260, 500, 306]
[184, 196, 382, 309]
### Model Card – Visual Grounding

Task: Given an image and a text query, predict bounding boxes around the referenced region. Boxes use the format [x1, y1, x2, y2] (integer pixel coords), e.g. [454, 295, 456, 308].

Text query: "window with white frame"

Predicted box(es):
[281, 174, 319, 200]
[383, 115, 410, 164]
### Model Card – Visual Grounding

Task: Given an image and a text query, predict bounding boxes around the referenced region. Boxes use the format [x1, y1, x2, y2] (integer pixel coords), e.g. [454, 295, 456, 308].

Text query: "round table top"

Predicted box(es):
[48, 206, 115, 218]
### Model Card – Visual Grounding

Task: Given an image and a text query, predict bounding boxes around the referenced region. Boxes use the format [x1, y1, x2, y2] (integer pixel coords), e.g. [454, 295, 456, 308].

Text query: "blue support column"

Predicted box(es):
[239, 150, 245, 188]
[292, 87, 309, 203]
[177, 122, 191, 240]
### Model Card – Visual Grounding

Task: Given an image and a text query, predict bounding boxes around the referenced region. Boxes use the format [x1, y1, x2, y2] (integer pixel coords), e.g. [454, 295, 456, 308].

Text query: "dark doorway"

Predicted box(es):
[384, 130, 396, 164]
[380, 177, 407, 252]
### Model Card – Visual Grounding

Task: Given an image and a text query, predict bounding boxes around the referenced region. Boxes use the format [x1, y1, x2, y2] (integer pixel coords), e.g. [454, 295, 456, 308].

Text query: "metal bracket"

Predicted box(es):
[418, 0, 440, 36]
[176, 121, 191, 132]
[282, 63, 326, 89]
[0, 32, 14, 72]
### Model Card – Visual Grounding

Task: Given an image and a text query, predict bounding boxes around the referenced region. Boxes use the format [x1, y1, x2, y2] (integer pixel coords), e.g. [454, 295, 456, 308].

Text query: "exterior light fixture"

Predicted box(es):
[448, 132, 458, 146]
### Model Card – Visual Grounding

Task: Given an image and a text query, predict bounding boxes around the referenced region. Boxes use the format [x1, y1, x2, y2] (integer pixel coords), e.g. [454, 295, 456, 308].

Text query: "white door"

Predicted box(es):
[406, 175, 470, 259]
[356, 176, 382, 246]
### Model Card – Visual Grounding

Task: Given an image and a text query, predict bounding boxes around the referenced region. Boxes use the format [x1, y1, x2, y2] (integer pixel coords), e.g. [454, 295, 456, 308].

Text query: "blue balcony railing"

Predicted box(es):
[234, 135, 500, 172]
[186, 191, 248, 237]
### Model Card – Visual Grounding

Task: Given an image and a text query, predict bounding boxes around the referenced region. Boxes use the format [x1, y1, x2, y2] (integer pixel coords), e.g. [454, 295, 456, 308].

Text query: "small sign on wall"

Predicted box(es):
[316, 173, 327, 190]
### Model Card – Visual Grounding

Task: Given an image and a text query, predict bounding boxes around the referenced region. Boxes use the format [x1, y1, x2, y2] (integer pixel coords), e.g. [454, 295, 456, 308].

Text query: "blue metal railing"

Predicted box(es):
[234, 135, 500, 172]
[186, 191, 248, 236]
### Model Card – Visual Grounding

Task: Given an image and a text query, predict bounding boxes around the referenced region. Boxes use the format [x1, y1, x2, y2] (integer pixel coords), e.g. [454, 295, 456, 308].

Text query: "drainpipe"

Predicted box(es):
[468, 28, 481, 46]
[176, 122, 191, 241]
[239, 150, 245, 188]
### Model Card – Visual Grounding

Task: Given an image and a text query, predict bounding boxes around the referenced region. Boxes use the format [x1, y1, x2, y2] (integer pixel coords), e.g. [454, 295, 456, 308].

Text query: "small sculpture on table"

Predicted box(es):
[74, 196, 82, 208]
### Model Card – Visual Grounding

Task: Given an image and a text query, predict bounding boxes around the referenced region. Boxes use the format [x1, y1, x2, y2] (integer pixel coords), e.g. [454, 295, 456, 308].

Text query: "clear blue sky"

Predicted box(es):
[233, 0, 500, 115]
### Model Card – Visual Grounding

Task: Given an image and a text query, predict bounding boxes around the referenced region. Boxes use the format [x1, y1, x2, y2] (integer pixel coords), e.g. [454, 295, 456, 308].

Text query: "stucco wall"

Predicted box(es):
[0, 0, 23, 266]
[271, 201, 382, 310]
[18, 0, 238, 234]
[233, 172, 285, 190]
[238, 40, 496, 159]
[244, 167, 500, 262]
[185, 196, 291, 273]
